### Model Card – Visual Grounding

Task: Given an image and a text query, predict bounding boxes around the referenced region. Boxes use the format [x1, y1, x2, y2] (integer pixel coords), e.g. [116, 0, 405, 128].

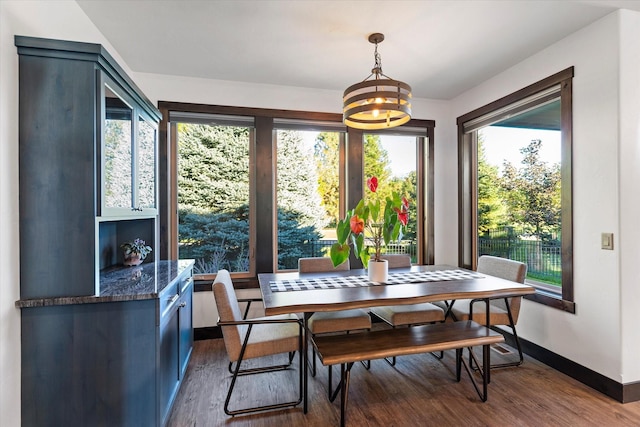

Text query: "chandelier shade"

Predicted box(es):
[343, 33, 412, 130]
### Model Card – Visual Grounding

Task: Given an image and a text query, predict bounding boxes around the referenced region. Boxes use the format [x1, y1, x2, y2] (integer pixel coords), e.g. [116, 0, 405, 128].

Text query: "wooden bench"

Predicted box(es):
[313, 320, 505, 427]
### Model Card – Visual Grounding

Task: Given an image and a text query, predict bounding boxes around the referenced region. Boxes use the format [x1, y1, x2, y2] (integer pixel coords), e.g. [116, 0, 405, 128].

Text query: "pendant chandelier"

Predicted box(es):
[343, 33, 412, 130]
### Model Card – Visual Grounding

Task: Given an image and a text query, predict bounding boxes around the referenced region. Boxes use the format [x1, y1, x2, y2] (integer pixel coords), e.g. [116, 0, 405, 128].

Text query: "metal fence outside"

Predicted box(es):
[479, 228, 561, 285]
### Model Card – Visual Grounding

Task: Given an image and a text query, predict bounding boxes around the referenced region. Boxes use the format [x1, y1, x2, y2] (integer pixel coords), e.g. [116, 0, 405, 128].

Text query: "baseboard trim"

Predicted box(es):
[194, 326, 222, 341]
[192, 324, 640, 403]
[496, 327, 640, 403]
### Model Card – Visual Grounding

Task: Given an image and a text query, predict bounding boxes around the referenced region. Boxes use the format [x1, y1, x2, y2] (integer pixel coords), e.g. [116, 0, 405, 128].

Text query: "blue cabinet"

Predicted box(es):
[15, 35, 192, 427]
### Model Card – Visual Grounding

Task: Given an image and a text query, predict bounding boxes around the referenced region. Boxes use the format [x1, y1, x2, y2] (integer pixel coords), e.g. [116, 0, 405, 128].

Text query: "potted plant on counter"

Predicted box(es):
[121, 238, 152, 266]
[330, 176, 409, 282]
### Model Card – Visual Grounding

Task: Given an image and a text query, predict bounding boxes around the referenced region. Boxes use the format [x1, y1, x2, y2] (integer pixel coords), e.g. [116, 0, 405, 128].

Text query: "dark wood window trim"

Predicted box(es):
[158, 101, 435, 280]
[456, 67, 575, 313]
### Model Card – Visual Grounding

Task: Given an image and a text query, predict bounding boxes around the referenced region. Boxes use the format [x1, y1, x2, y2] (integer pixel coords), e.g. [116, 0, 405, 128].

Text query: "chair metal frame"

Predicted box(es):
[218, 316, 304, 416]
[449, 255, 527, 369]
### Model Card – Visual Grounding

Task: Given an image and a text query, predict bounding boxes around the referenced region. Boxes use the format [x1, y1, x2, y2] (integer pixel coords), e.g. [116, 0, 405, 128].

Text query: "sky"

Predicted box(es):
[378, 134, 416, 177]
[480, 126, 561, 169]
[301, 126, 560, 178]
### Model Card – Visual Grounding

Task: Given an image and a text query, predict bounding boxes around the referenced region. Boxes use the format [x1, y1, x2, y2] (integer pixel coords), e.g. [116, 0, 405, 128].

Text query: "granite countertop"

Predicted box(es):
[16, 259, 194, 308]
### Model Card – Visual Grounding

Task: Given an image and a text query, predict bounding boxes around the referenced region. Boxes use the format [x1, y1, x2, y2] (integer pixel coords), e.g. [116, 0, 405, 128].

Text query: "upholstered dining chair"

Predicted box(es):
[369, 254, 446, 365]
[449, 255, 527, 368]
[213, 269, 303, 416]
[298, 257, 371, 397]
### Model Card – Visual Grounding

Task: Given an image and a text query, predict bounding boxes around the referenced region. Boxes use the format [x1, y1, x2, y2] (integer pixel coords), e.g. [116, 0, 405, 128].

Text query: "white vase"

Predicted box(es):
[368, 259, 389, 283]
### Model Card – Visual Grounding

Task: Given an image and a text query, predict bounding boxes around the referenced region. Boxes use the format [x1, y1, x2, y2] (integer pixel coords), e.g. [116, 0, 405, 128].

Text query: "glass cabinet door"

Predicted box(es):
[137, 115, 157, 210]
[103, 84, 134, 210]
[101, 75, 158, 217]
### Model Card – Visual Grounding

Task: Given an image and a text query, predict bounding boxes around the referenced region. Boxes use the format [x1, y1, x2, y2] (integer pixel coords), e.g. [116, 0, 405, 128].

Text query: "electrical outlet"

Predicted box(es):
[601, 233, 614, 250]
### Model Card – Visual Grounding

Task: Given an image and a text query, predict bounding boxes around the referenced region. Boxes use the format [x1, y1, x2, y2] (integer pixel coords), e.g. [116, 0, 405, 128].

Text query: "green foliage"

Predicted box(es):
[364, 134, 392, 202]
[178, 207, 250, 273]
[178, 123, 250, 213]
[315, 132, 341, 226]
[277, 130, 326, 229]
[177, 124, 328, 272]
[500, 139, 561, 239]
[277, 209, 322, 269]
[477, 140, 507, 232]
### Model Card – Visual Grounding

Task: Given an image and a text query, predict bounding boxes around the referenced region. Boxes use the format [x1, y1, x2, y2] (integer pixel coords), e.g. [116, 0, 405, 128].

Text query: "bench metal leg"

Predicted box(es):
[458, 344, 491, 402]
[339, 362, 354, 427]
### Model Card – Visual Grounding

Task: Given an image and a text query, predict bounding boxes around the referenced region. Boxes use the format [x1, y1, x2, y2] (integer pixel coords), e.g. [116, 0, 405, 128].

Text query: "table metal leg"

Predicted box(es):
[303, 312, 312, 413]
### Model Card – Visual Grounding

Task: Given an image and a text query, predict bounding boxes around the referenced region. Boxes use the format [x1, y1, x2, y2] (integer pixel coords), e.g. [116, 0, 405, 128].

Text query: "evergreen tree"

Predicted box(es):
[477, 139, 507, 233]
[315, 132, 340, 226]
[277, 130, 326, 229]
[177, 123, 250, 213]
[177, 123, 251, 273]
[276, 130, 325, 268]
[500, 139, 561, 239]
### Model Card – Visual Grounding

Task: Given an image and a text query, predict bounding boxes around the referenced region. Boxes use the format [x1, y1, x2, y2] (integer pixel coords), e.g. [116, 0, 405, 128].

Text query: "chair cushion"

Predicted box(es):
[308, 309, 371, 334]
[298, 257, 350, 272]
[380, 254, 411, 268]
[213, 269, 301, 362]
[450, 298, 514, 325]
[237, 313, 301, 362]
[370, 303, 445, 326]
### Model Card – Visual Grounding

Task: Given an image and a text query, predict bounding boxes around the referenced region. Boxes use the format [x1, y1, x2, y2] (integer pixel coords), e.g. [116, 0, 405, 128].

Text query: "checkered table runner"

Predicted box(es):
[269, 269, 484, 292]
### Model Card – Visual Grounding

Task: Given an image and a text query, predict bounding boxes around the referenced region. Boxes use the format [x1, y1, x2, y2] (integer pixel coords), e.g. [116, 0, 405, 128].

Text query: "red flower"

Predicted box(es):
[395, 197, 410, 226]
[394, 207, 409, 226]
[367, 176, 378, 193]
[402, 196, 410, 210]
[350, 214, 365, 234]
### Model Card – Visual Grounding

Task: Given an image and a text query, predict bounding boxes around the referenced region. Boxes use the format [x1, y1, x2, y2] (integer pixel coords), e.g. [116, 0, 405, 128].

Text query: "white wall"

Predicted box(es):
[0, 1, 136, 425]
[450, 10, 640, 384]
[618, 10, 640, 384]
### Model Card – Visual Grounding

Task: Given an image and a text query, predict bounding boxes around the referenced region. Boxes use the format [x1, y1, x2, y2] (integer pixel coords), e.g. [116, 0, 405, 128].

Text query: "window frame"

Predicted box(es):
[456, 67, 575, 313]
[158, 101, 435, 280]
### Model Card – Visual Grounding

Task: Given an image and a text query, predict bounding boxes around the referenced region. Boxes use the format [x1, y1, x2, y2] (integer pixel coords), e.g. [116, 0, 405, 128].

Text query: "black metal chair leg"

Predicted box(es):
[311, 346, 317, 377]
[328, 364, 333, 399]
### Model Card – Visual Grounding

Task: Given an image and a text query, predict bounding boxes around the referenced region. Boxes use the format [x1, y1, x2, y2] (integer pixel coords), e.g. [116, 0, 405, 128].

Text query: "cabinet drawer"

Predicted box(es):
[179, 275, 193, 295]
[160, 280, 180, 321]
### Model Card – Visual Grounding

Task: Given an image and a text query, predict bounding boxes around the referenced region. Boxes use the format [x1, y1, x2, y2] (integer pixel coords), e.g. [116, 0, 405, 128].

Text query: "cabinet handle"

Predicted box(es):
[168, 294, 179, 304]
[179, 302, 187, 308]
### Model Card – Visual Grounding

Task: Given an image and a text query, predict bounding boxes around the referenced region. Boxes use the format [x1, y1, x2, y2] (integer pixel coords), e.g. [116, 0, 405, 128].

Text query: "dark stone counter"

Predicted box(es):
[16, 259, 194, 308]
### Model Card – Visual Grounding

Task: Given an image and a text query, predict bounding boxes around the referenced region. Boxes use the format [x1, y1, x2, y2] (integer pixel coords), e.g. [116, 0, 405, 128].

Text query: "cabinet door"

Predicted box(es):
[100, 73, 158, 218]
[178, 277, 194, 377]
[137, 113, 157, 211]
[102, 81, 134, 213]
[160, 302, 180, 426]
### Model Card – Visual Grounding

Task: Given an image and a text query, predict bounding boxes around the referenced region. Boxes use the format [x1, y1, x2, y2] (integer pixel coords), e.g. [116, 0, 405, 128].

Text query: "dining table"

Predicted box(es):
[258, 264, 536, 413]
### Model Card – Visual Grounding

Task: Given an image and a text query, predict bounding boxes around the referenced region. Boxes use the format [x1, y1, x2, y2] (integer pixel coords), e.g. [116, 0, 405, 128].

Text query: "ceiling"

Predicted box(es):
[76, 0, 640, 100]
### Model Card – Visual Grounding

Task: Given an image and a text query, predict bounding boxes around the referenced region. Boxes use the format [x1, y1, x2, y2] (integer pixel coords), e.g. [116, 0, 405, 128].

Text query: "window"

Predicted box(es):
[158, 103, 434, 280]
[457, 67, 574, 312]
[363, 133, 422, 264]
[275, 128, 344, 271]
[170, 113, 255, 278]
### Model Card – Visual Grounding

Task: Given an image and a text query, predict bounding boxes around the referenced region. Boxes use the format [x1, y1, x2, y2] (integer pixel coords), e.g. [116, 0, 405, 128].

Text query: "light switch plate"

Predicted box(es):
[601, 233, 614, 250]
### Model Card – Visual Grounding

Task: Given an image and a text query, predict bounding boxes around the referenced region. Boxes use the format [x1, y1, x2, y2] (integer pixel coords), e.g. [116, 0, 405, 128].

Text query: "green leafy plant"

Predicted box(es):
[120, 238, 152, 260]
[330, 176, 409, 267]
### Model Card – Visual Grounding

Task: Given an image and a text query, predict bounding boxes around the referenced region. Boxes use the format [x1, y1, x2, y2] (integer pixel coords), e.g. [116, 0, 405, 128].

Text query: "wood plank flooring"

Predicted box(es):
[167, 335, 640, 426]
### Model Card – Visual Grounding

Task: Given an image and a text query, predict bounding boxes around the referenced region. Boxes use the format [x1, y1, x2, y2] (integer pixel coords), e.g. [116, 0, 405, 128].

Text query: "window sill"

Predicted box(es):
[524, 289, 575, 313]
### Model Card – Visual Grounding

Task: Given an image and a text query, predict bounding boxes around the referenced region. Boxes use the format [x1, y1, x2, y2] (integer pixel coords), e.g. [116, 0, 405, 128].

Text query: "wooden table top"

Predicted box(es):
[258, 264, 535, 316]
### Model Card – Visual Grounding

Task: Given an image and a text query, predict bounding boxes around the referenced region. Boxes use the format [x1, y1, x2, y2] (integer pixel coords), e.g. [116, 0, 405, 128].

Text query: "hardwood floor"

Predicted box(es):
[167, 336, 640, 426]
